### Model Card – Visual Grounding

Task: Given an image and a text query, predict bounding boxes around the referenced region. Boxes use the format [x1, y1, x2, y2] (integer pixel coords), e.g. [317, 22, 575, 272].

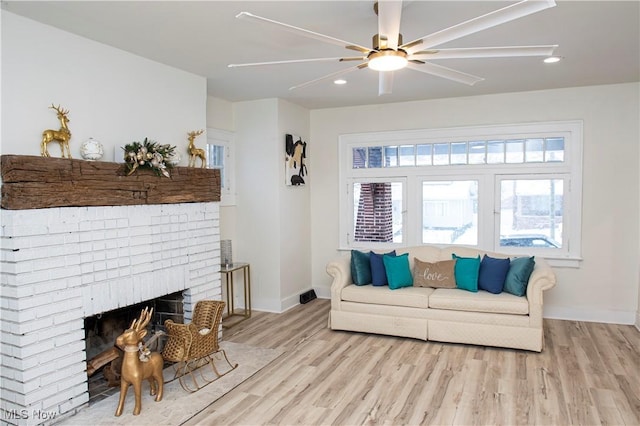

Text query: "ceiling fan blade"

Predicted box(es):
[410, 45, 558, 60]
[379, 72, 394, 96]
[236, 12, 371, 53]
[229, 57, 362, 68]
[378, 0, 403, 50]
[406, 62, 484, 86]
[402, 0, 556, 52]
[289, 63, 367, 91]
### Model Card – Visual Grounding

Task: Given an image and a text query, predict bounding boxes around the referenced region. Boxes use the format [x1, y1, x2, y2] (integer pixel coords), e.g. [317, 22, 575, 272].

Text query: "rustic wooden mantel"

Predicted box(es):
[1, 155, 220, 210]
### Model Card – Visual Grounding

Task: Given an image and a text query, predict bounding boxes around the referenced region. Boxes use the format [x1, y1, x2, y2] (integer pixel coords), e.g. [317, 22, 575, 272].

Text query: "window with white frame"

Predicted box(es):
[206, 128, 236, 206]
[339, 121, 583, 266]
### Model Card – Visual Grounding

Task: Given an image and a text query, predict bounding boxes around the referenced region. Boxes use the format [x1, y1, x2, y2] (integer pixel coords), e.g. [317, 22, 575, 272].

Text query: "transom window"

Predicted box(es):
[339, 121, 583, 267]
[352, 137, 565, 168]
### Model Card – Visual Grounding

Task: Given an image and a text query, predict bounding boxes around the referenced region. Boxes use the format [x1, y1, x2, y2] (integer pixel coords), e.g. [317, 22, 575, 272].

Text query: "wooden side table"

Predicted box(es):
[219, 262, 251, 328]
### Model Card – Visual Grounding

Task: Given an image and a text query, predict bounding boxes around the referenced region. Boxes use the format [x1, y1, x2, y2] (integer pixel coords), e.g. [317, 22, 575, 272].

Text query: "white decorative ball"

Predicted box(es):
[167, 152, 181, 166]
[80, 137, 104, 161]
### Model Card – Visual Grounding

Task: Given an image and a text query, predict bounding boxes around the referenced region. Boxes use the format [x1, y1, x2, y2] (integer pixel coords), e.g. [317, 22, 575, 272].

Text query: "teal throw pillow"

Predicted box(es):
[350, 250, 372, 285]
[370, 250, 396, 286]
[504, 256, 535, 296]
[383, 253, 413, 290]
[452, 254, 481, 292]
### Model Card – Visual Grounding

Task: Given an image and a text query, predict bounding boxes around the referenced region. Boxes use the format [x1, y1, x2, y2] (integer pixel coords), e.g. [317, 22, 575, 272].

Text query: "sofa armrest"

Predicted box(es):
[526, 257, 557, 306]
[326, 255, 352, 309]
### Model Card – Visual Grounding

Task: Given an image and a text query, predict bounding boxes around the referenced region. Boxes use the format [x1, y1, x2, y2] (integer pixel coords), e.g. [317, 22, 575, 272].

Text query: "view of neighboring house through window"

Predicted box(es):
[339, 121, 583, 265]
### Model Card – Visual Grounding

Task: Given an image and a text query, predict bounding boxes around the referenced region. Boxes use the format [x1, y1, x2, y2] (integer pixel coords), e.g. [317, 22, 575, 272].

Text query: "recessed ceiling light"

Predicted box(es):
[334, 79, 347, 85]
[544, 56, 562, 64]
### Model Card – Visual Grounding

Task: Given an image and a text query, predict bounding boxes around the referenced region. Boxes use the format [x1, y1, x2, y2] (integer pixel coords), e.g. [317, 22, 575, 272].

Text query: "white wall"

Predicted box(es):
[310, 83, 640, 325]
[233, 99, 282, 311]
[277, 99, 311, 310]
[1, 12, 206, 162]
[229, 98, 312, 312]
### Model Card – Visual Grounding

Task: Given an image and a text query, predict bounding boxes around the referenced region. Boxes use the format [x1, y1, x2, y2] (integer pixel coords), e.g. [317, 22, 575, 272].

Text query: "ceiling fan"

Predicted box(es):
[228, 0, 558, 95]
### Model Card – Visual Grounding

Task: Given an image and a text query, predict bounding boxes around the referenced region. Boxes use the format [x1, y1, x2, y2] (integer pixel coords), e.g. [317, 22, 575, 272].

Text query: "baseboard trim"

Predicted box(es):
[544, 305, 636, 325]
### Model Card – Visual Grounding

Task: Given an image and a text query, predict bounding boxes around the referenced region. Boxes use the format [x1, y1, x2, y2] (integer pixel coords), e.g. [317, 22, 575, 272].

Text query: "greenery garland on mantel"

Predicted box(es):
[123, 138, 176, 178]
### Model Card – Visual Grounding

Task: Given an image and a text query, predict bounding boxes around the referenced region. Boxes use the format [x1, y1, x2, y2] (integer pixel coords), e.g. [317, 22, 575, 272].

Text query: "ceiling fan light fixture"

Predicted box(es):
[367, 50, 408, 72]
[543, 56, 562, 63]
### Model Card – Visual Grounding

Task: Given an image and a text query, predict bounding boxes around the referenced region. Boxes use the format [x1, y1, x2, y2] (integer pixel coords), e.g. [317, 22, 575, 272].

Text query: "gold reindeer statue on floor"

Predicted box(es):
[114, 307, 164, 417]
[187, 129, 206, 168]
[41, 104, 72, 158]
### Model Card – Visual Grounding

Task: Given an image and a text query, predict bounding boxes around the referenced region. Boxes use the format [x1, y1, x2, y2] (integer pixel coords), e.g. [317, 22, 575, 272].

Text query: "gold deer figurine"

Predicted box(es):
[41, 104, 72, 158]
[187, 129, 206, 168]
[114, 307, 164, 417]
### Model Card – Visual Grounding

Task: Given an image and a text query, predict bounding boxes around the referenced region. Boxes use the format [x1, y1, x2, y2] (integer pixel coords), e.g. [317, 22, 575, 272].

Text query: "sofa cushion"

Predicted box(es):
[341, 284, 433, 309]
[504, 256, 536, 296]
[452, 254, 480, 292]
[370, 250, 396, 286]
[384, 253, 413, 290]
[350, 250, 372, 285]
[413, 258, 456, 289]
[429, 288, 529, 315]
[478, 255, 510, 294]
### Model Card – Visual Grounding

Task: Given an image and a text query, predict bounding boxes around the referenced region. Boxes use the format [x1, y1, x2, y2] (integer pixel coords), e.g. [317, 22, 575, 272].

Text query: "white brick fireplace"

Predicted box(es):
[0, 202, 221, 425]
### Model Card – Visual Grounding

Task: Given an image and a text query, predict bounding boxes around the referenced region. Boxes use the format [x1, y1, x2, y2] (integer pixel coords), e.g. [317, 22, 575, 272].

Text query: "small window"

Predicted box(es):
[422, 180, 478, 245]
[416, 144, 432, 166]
[468, 141, 486, 164]
[206, 128, 235, 206]
[351, 180, 404, 244]
[498, 178, 563, 250]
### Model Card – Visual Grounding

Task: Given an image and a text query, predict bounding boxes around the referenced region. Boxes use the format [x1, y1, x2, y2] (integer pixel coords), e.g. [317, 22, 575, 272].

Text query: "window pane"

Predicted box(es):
[422, 180, 478, 245]
[416, 144, 432, 166]
[368, 146, 383, 168]
[353, 182, 403, 243]
[451, 142, 467, 165]
[207, 144, 225, 188]
[399, 145, 415, 166]
[499, 179, 563, 248]
[487, 140, 504, 164]
[352, 147, 366, 168]
[545, 137, 565, 162]
[525, 139, 544, 162]
[433, 143, 449, 165]
[384, 146, 398, 167]
[505, 140, 524, 163]
[468, 141, 486, 164]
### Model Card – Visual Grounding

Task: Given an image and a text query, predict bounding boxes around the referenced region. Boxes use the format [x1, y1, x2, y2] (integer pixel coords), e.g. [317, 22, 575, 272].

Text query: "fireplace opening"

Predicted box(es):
[84, 291, 184, 403]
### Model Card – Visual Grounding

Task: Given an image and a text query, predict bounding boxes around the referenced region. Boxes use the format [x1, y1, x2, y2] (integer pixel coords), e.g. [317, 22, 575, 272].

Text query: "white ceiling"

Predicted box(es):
[3, 1, 639, 110]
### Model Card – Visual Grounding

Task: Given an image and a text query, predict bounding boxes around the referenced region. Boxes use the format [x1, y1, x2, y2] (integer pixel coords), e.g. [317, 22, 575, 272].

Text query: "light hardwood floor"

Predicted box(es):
[185, 299, 640, 425]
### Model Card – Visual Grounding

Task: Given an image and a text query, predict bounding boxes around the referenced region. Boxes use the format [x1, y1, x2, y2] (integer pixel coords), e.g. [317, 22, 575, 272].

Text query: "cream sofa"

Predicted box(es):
[326, 245, 556, 352]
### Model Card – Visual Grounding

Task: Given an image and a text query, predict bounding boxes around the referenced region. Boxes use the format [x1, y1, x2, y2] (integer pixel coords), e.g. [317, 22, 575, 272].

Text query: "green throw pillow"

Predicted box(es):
[452, 254, 480, 292]
[383, 253, 413, 290]
[504, 256, 535, 296]
[350, 250, 372, 285]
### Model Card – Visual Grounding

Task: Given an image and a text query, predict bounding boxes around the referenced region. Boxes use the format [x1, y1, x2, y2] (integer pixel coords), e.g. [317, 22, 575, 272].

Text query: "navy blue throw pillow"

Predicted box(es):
[478, 255, 510, 294]
[370, 250, 396, 286]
